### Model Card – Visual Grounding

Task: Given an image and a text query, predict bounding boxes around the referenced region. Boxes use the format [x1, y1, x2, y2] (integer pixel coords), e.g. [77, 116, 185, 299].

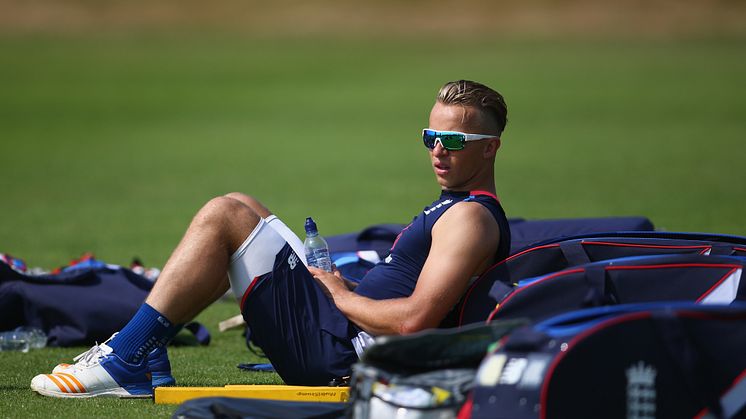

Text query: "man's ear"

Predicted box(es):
[483, 138, 501, 158]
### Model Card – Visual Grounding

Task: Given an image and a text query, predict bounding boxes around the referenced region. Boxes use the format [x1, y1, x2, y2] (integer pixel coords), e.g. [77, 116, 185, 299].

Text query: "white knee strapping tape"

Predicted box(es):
[228, 218, 284, 301]
[227, 216, 306, 302]
[264, 215, 307, 265]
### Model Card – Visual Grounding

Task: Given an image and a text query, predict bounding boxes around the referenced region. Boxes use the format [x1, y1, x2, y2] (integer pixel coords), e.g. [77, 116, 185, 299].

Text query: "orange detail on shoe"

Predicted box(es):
[45, 374, 69, 393]
[54, 374, 78, 393]
[58, 372, 87, 393]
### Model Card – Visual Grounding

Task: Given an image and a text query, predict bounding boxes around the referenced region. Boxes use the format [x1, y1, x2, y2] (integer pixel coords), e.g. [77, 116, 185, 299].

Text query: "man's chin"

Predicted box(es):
[435, 175, 453, 189]
[435, 175, 472, 191]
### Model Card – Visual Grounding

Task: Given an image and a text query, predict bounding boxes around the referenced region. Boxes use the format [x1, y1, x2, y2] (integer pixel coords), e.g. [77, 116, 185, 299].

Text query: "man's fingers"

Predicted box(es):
[307, 266, 338, 299]
[308, 265, 343, 280]
[308, 266, 335, 281]
[307, 266, 324, 277]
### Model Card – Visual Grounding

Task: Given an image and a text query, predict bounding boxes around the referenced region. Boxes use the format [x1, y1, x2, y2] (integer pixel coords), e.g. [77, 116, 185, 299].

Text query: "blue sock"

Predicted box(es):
[108, 303, 180, 364]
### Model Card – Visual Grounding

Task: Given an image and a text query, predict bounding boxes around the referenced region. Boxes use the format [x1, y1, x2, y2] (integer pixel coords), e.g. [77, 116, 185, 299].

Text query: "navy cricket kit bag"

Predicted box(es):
[348, 320, 528, 419]
[172, 398, 347, 419]
[506, 217, 654, 253]
[486, 253, 746, 324]
[0, 258, 154, 346]
[458, 232, 746, 325]
[464, 303, 746, 419]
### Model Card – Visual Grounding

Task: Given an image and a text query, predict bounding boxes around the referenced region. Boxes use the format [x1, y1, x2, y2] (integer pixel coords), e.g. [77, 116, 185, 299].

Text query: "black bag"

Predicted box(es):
[458, 233, 746, 325]
[348, 320, 527, 419]
[0, 260, 153, 346]
[485, 254, 745, 324]
[465, 303, 746, 419]
[0, 257, 209, 347]
[172, 397, 347, 419]
[506, 217, 654, 253]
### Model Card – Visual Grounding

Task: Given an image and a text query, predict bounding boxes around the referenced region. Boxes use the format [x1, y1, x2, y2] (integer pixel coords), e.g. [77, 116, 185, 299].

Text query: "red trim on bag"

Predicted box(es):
[538, 311, 652, 419]
[459, 244, 560, 325]
[696, 267, 740, 303]
[463, 243, 745, 324]
[503, 244, 560, 262]
[606, 263, 742, 272]
[582, 241, 710, 252]
[535, 308, 746, 418]
[485, 268, 586, 322]
[485, 263, 743, 323]
[694, 367, 746, 419]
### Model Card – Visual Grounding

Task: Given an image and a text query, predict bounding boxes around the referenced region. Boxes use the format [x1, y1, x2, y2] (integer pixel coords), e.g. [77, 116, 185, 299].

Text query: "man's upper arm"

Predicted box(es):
[401, 201, 500, 332]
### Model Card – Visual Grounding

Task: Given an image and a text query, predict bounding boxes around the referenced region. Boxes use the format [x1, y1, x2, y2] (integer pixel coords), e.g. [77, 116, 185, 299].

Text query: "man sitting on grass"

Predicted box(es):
[31, 79, 511, 397]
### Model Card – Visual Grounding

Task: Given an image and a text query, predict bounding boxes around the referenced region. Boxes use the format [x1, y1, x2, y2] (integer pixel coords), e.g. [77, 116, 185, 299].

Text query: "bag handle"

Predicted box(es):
[559, 240, 591, 266]
[582, 265, 617, 307]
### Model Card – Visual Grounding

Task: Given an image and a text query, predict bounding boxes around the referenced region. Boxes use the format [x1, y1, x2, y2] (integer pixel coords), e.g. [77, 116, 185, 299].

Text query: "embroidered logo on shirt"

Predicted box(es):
[423, 199, 453, 216]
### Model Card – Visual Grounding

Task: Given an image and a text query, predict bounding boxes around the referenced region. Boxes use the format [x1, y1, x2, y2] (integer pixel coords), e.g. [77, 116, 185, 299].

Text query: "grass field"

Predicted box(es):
[1, 300, 278, 418]
[1, 33, 745, 418]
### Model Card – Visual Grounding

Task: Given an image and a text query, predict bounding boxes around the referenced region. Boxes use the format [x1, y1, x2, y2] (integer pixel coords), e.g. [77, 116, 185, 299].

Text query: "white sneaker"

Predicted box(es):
[51, 335, 175, 388]
[31, 342, 152, 398]
[51, 334, 118, 374]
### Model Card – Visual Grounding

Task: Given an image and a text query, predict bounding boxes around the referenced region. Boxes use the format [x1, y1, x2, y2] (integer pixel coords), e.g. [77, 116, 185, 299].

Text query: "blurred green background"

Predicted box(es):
[0, 1, 745, 416]
[1, 1, 745, 269]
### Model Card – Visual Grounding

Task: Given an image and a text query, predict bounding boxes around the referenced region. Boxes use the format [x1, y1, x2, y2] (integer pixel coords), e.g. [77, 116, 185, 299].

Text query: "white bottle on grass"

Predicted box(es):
[304, 217, 332, 272]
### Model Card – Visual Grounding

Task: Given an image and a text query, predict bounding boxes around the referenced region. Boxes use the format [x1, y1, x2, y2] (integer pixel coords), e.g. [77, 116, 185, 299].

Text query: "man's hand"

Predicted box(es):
[308, 266, 354, 300]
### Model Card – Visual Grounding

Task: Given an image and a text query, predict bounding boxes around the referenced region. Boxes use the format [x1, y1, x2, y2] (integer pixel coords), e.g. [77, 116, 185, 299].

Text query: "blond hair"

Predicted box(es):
[437, 80, 508, 136]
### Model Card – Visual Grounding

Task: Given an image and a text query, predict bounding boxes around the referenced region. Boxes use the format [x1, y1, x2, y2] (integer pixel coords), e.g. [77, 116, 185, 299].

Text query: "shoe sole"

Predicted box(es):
[32, 385, 152, 399]
[53, 367, 174, 388]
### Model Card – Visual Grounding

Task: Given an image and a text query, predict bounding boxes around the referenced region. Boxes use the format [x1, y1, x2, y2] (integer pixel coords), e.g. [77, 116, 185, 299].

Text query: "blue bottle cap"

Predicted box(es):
[305, 217, 318, 235]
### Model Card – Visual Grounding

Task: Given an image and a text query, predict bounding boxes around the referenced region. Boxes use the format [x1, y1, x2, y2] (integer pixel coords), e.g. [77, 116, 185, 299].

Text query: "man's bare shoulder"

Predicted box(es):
[433, 200, 500, 240]
[439, 200, 499, 226]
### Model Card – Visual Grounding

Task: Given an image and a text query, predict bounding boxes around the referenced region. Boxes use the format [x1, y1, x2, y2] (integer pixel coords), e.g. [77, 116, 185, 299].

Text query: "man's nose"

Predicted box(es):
[432, 140, 449, 156]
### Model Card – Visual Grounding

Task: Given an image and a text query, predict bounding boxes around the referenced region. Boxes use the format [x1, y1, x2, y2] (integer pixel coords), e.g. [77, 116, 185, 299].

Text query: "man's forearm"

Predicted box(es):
[308, 266, 439, 336]
[330, 288, 433, 336]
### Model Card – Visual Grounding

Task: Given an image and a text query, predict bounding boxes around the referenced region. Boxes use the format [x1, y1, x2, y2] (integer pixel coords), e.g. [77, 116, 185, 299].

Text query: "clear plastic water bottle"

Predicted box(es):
[0, 331, 29, 352]
[304, 217, 332, 272]
[0, 327, 47, 352]
[16, 327, 47, 349]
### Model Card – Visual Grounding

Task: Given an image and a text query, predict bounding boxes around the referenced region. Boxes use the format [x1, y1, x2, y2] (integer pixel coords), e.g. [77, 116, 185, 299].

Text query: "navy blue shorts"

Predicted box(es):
[240, 243, 359, 385]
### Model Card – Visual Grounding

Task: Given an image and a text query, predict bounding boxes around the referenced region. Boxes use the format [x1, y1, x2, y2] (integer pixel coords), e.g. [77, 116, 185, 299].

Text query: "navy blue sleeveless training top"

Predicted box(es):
[353, 190, 510, 301]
